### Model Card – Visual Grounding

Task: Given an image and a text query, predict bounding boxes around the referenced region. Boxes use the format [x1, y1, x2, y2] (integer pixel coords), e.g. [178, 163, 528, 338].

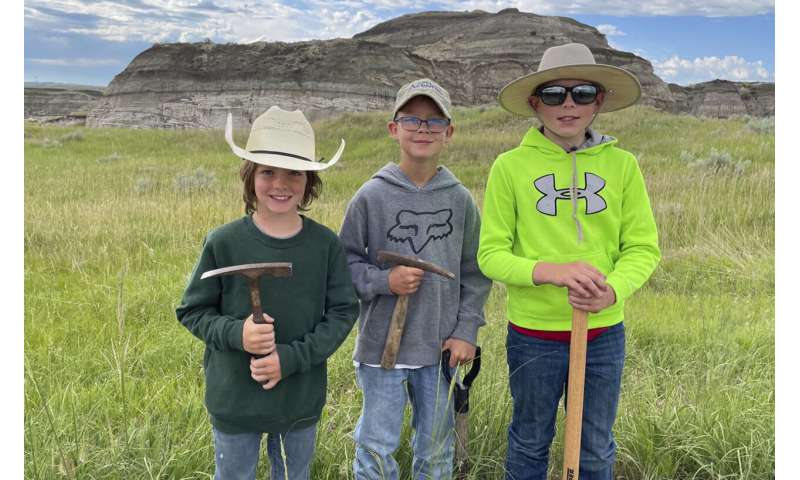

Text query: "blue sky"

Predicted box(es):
[24, 1, 775, 87]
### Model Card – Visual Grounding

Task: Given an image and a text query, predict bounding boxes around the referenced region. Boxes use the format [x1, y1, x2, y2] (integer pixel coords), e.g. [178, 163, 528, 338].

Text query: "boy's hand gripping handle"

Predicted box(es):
[376, 250, 454, 368]
[201, 262, 292, 381]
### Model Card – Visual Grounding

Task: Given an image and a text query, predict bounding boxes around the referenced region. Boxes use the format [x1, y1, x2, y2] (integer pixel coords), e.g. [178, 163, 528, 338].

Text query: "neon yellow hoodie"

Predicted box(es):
[478, 127, 660, 330]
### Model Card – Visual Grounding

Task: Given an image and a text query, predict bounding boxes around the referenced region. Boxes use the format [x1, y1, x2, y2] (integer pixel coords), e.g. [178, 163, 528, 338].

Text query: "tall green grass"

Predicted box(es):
[24, 105, 774, 479]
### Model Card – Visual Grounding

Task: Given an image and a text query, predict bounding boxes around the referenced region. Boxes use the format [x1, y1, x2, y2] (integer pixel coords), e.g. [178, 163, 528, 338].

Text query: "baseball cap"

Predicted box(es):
[392, 78, 452, 120]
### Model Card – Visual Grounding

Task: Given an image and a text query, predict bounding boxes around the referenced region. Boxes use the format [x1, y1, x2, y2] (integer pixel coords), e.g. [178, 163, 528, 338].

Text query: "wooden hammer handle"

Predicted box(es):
[454, 413, 470, 479]
[247, 277, 271, 386]
[562, 308, 589, 480]
[380, 295, 409, 369]
[247, 277, 265, 325]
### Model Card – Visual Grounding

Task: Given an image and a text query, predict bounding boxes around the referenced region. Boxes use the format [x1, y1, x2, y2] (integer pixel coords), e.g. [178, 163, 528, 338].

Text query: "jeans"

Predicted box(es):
[353, 363, 455, 480]
[505, 322, 625, 480]
[212, 423, 317, 480]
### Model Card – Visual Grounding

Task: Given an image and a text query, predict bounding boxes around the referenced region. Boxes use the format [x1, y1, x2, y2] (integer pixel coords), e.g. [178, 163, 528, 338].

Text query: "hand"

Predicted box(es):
[533, 261, 608, 298]
[242, 313, 275, 355]
[388, 265, 425, 296]
[250, 352, 282, 390]
[442, 338, 476, 368]
[568, 285, 617, 313]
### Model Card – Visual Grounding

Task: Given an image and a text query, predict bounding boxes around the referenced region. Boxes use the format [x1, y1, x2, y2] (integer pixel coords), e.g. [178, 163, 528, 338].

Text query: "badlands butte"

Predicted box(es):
[27, 9, 774, 128]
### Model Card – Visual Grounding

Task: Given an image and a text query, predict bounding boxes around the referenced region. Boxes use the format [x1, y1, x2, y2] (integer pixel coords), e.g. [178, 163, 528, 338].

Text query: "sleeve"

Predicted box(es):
[449, 194, 492, 344]
[477, 158, 539, 287]
[276, 238, 360, 378]
[338, 193, 393, 302]
[605, 156, 661, 302]
[175, 236, 245, 352]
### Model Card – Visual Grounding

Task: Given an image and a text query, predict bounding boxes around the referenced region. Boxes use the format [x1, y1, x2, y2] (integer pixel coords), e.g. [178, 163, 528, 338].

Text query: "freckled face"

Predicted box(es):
[253, 165, 307, 215]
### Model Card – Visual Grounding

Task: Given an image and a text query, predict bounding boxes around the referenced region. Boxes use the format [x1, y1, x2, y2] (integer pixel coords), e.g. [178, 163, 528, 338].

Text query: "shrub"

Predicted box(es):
[134, 177, 157, 194]
[60, 131, 84, 143]
[746, 116, 774, 134]
[174, 167, 217, 193]
[689, 148, 751, 174]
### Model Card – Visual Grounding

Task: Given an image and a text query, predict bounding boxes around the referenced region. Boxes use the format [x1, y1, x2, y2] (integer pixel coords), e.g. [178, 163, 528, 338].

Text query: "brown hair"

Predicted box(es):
[239, 160, 322, 215]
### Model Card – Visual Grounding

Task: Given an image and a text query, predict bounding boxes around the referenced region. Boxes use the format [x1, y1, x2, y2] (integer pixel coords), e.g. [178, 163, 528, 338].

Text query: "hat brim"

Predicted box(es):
[225, 113, 344, 171]
[394, 93, 452, 120]
[498, 64, 642, 116]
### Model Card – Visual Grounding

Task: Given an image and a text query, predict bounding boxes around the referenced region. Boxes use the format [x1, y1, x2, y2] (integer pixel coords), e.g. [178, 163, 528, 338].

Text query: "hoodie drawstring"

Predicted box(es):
[569, 146, 584, 243]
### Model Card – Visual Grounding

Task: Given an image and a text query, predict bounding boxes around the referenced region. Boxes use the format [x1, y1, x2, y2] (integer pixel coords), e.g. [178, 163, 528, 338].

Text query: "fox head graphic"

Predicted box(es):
[387, 209, 453, 254]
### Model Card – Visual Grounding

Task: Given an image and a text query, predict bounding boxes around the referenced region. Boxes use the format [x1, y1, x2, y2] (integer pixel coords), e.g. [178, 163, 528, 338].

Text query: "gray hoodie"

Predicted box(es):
[339, 163, 492, 366]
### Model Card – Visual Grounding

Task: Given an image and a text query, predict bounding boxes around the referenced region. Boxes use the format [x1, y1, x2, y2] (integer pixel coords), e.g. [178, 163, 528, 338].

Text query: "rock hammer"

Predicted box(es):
[201, 262, 292, 382]
[375, 250, 455, 369]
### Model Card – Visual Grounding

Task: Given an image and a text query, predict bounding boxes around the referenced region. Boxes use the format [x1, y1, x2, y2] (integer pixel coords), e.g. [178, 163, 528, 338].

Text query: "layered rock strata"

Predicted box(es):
[38, 8, 770, 129]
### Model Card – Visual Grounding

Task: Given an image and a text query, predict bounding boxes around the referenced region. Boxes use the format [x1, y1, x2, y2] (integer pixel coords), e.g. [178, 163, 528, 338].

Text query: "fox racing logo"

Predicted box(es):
[387, 209, 453, 254]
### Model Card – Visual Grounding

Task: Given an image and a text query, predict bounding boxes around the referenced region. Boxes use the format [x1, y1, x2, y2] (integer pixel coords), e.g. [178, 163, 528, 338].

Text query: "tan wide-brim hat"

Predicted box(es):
[225, 106, 344, 171]
[498, 43, 642, 116]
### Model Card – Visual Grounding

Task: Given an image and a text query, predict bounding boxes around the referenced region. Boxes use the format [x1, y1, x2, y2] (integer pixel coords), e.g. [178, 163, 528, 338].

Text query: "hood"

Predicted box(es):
[521, 126, 617, 154]
[373, 163, 462, 192]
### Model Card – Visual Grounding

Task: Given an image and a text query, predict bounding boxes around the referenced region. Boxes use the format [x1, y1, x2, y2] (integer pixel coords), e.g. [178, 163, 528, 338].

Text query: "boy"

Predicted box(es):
[339, 78, 492, 479]
[478, 43, 661, 480]
[176, 106, 359, 480]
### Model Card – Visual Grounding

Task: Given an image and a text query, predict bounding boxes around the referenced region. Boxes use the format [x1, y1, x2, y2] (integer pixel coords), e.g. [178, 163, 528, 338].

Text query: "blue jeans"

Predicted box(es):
[353, 364, 455, 480]
[505, 322, 625, 480]
[212, 423, 317, 480]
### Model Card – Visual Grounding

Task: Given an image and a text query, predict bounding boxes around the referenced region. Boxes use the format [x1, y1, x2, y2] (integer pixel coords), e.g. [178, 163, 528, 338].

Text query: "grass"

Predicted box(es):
[24, 105, 774, 479]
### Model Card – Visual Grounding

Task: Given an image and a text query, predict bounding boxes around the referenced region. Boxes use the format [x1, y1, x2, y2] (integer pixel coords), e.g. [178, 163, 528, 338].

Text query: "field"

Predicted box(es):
[24, 105, 775, 479]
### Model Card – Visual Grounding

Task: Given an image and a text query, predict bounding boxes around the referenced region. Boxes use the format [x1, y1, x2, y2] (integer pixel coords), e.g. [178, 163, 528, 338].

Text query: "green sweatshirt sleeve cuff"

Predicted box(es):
[606, 275, 631, 303]
[227, 319, 245, 351]
[276, 344, 299, 379]
[512, 258, 538, 286]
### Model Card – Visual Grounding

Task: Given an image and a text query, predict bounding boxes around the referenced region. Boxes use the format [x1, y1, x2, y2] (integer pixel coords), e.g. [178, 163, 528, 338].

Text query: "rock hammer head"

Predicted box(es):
[375, 250, 455, 280]
[201, 262, 292, 281]
[201, 262, 292, 325]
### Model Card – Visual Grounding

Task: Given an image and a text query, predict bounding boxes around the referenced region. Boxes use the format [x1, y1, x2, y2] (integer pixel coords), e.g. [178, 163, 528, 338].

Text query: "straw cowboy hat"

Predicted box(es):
[498, 42, 642, 116]
[225, 106, 345, 171]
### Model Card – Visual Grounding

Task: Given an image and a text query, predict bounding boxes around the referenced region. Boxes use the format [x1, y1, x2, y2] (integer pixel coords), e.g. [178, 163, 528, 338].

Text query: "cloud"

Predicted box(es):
[596, 24, 625, 36]
[25, 1, 305, 43]
[27, 57, 122, 67]
[25, 0, 776, 46]
[434, 0, 774, 16]
[653, 55, 772, 85]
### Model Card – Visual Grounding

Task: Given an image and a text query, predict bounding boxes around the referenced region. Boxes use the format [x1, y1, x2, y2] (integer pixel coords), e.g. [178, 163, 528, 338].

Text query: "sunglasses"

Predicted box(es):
[394, 116, 451, 133]
[534, 84, 602, 106]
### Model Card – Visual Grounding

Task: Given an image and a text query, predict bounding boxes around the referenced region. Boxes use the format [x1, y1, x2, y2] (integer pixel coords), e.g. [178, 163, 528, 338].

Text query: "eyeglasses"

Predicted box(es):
[534, 84, 602, 106]
[394, 116, 451, 133]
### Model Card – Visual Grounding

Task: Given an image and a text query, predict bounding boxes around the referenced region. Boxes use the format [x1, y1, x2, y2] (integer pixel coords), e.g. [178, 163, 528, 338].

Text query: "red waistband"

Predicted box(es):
[509, 322, 610, 343]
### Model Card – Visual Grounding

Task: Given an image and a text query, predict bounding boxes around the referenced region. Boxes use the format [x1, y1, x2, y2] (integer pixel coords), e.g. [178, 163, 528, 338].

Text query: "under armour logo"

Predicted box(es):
[387, 209, 453, 254]
[534, 173, 607, 216]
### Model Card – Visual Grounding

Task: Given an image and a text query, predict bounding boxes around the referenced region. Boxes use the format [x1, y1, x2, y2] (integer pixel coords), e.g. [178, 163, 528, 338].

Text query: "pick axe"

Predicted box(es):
[562, 308, 589, 480]
[201, 262, 293, 383]
[375, 250, 455, 369]
[441, 346, 482, 480]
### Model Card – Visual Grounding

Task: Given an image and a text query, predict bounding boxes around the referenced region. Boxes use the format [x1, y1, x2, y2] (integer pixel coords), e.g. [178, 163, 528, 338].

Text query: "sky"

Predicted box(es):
[23, 0, 775, 88]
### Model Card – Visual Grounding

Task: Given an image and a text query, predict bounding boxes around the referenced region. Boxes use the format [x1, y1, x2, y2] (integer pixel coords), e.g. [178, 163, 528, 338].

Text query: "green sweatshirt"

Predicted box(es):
[176, 215, 359, 433]
[478, 127, 660, 330]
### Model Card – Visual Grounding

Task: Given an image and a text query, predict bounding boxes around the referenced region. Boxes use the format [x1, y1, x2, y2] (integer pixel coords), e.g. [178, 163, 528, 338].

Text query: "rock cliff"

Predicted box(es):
[41, 9, 771, 129]
[25, 83, 104, 123]
[667, 80, 774, 117]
